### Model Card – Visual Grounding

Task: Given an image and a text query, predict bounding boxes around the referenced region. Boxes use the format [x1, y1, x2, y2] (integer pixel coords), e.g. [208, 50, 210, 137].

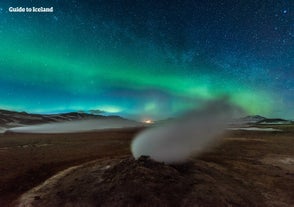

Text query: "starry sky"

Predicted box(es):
[0, 0, 293, 120]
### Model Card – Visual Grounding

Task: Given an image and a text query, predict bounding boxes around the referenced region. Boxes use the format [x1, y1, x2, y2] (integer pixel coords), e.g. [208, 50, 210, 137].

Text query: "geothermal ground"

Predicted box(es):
[0, 125, 293, 206]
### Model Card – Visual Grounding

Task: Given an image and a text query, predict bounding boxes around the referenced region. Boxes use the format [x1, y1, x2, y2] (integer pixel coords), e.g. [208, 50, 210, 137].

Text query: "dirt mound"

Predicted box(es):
[19, 156, 268, 206]
[17, 156, 267, 207]
[17, 156, 193, 207]
[98, 156, 193, 206]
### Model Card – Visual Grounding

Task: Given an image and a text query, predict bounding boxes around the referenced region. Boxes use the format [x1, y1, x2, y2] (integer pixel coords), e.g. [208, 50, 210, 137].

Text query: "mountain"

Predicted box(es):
[239, 115, 266, 123]
[257, 118, 293, 125]
[0, 109, 104, 127]
[0, 109, 143, 134]
[233, 115, 293, 125]
[232, 115, 266, 125]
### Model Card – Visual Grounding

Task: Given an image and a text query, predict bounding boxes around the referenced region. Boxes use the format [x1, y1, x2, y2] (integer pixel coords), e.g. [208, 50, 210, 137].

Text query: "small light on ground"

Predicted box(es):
[144, 120, 153, 124]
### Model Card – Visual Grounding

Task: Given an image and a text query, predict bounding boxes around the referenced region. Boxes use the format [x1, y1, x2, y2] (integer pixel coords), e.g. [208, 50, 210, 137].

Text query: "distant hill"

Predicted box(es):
[257, 118, 293, 125]
[234, 115, 292, 125]
[0, 109, 144, 134]
[237, 115, 266, 124]
[0, 109, 106, 127]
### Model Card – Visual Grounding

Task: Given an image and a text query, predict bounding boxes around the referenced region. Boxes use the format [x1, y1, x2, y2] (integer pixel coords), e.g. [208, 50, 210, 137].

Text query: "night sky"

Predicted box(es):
[0, 0, 293, 120]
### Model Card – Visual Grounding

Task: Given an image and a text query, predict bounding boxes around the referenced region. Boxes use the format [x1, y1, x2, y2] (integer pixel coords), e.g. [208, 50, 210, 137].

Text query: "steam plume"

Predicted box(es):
[131, 99, 243, 163]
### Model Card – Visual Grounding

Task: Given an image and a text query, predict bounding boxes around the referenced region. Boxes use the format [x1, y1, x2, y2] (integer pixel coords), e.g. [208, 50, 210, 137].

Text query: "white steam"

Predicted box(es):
[131, 99, 243, 163]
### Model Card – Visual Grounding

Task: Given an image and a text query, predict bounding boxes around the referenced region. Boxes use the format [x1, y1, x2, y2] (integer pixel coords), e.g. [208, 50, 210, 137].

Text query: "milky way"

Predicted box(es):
[0, 0, 293, 120]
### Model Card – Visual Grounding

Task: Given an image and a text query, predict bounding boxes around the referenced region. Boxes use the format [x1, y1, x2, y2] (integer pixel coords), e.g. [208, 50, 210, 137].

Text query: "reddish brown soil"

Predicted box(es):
[0, 128, 144, 206]
[1, 126, 294, 206]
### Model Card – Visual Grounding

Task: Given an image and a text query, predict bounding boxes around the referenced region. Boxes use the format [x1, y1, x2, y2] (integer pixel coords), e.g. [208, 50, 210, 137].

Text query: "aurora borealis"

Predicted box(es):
[0, 0, 293, 120]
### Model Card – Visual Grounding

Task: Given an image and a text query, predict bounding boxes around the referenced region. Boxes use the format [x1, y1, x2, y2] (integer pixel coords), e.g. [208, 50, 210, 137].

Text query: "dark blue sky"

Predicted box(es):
[0, 0, 293, 120]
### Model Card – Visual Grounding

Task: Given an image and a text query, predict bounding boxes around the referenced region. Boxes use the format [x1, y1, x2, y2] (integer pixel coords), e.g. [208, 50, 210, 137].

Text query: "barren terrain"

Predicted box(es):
[0, 125, 293, 206]
[0, 128, 144, 206]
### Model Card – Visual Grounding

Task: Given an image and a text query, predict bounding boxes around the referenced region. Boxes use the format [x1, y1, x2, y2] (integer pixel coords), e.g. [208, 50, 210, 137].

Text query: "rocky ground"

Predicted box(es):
[0, 128, 144, 206]
[7, 126, 294, 207]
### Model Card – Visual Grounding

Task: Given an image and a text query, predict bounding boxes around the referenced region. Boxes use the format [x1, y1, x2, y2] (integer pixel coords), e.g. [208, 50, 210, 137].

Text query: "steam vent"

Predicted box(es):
[17, 155, 270, 207]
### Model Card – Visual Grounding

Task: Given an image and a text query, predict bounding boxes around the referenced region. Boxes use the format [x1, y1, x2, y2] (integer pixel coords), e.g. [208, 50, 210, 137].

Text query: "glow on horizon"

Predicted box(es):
[143, 119, 154, 124]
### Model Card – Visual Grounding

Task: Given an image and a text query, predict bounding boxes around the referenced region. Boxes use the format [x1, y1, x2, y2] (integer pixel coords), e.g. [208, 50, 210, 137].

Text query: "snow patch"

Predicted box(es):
[259, 121, 292, 125]
[228, 127, 282, 132]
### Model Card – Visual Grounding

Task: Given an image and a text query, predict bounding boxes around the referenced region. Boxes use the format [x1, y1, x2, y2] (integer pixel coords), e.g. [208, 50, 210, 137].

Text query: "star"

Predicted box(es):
[0, 0, 293, 119]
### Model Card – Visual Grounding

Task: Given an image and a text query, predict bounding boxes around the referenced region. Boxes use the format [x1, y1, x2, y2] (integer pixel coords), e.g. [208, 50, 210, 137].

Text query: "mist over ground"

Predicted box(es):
[7, 118, 142, 134]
